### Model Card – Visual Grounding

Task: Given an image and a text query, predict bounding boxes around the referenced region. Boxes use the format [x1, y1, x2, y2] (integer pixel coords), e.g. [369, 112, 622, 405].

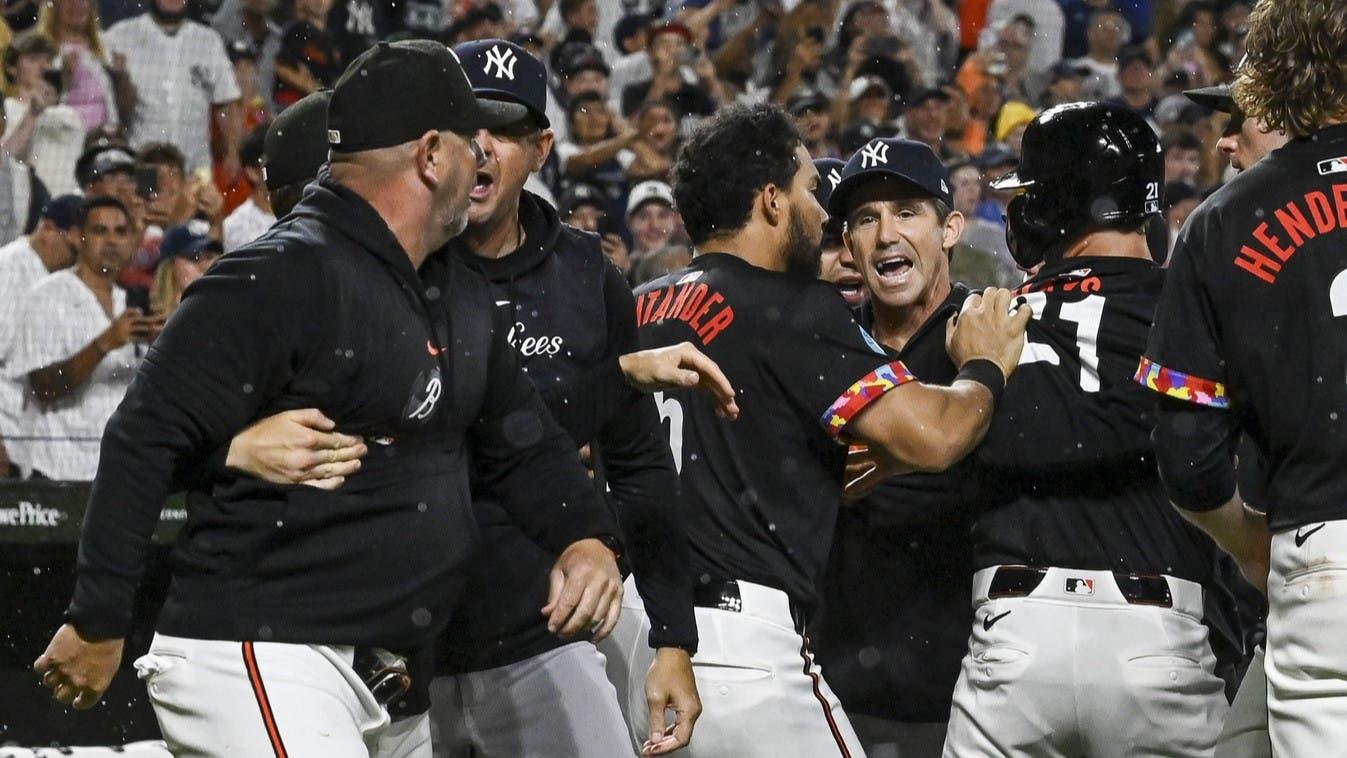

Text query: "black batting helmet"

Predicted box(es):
[990, 101, 1163, 269]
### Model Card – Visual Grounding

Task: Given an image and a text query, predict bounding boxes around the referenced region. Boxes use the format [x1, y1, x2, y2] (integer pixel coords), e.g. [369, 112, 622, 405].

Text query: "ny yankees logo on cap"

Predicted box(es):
[828, 168, 842, 190]
[859, 140, 890, 169]
[484, 45, 518, 81]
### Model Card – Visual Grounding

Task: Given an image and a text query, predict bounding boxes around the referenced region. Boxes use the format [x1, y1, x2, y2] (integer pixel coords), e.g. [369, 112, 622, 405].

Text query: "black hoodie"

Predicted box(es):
[436, 191, 697, 673]
[65, 176, 608, 651]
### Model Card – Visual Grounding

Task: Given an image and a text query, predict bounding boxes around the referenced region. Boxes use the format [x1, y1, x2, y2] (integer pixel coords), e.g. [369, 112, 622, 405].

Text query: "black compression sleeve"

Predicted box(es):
[1152, 396, 1239, 512]
[593, 263, 698, 651]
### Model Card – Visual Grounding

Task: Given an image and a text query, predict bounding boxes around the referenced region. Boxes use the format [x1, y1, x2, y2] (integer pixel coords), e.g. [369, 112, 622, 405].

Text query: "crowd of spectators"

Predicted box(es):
[0, 0, 1256, 481]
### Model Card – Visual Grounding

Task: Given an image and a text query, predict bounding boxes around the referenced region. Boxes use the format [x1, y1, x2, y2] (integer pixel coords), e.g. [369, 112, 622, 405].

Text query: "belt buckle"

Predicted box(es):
[357, 648, 411, 707]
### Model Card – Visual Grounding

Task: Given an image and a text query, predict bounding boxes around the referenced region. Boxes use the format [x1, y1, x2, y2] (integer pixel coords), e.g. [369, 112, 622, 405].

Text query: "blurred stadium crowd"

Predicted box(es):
[0, 0, 1255, 480]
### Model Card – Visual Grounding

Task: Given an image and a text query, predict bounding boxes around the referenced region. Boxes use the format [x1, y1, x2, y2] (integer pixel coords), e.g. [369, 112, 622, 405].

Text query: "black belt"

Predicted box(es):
[693, 579, 809, 635]
[987, 566, 1173, 608]
[353, 647, 411, 707]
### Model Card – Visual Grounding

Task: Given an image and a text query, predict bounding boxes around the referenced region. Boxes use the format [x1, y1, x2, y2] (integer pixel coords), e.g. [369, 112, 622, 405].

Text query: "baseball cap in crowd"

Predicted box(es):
[903, 87, 951, 110]
[264, 90, 331, 189]
[1184, 83, 1234, 114]
[848, 75, 892, 103]
[454, 39, 550, 129]
[327, 40, 528, 152]
[648, 21, 692, 44]
[813, 157, 846, 212]
[787, 88, 831, 116]
[89, 148, 136, 180]
[829, 138, 954, 219]
[40, 194, 82, 229]
[977, 147, 1019, 174]
[838, 119, 890, 156]
[226, 39, 257, 63]
[1048, 60, 1091, 82]
[557, 42, 611, 78]
[160, 224, 223, 261]
[559, 183, 605, 217]
[627, 180, 675, 217]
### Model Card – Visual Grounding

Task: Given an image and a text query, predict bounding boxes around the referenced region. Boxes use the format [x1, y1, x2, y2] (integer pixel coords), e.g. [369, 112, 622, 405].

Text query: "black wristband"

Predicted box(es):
[957, 358, 1006, 403]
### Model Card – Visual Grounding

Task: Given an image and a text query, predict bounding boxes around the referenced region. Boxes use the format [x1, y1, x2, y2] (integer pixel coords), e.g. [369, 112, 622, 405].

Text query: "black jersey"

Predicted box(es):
[633, 253, 911, 608]
[1141, 124, 1347, 531]
[815, 284, 979, 724]
[972, 256, 1216, 585]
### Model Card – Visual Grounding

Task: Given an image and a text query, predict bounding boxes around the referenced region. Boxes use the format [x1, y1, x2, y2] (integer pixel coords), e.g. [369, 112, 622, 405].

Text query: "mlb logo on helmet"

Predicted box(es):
[1065, 577, 1095, 596]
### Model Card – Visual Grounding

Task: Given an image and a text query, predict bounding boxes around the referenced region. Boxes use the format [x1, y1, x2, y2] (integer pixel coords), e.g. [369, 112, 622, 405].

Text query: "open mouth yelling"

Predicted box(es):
[873, 253, 914, 287]
[470, 171, 494, 202]
[835, 273, 865, 306]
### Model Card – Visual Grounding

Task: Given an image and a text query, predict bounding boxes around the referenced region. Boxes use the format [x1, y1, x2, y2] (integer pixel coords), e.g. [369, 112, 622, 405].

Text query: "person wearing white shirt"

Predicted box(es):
[103, 0, 242, 175]
[9, 196, 153, 480]
[221, 128, 274, 251]
[0, 194, 81, 476]
[986, 0, 1065, 77]
[2, 32, 87, 197]
[1071, 7, 1129, 101]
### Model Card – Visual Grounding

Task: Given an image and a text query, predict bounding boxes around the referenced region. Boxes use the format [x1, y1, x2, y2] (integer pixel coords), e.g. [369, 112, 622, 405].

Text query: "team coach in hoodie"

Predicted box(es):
[32, 40, 620, 756]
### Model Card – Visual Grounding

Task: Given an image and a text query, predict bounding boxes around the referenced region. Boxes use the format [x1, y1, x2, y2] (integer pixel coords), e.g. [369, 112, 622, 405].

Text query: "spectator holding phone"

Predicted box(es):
[620, 22, 719, 124]
[625, 99, 678, 183]
[118, 142, 223, 289]
[2, 31, 83, 196]
[9, 196, 152, 480]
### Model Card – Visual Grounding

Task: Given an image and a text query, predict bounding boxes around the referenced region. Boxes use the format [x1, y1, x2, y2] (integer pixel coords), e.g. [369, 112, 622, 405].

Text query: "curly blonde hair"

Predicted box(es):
[1234, 0, 1347, 138]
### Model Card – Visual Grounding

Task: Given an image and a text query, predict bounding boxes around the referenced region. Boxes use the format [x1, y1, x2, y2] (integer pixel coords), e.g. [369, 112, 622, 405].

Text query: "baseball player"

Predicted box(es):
[814, 139, 982, 758]
[32, 41, 620, 756]
[610, 102, 1029, 758]
[1140, 2, 1347, 755]
[430, 39, 711, 758]
[813, 157, 866, 311]
[1180, 81, 1288, 758]
[929, 102, 1229, 757]
[261, 89, 332, 217]
[220, 39, 737, 757]
[1184, 84, 1289, 174]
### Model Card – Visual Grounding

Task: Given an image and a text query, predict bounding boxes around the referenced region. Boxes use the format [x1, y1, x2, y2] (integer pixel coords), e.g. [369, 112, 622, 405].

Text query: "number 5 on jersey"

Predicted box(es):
[654, 391, 685, 473]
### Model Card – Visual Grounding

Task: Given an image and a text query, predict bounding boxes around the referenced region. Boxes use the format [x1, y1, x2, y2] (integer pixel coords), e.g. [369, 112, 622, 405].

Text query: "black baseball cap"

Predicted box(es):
[264, 90, 331, 189]
[1049, 60, 1091, 82]
[327, 40, 528, 153]
[557, 42, 611, 78]
[559, 182, 605, 216]
[813, 157, 845, 212]
[829, 137, 954, 219]
[454, 39, 550, 129]
[40, 194, 82, 229]
[160, 224, 223, 261]
[787, 88, 830, 116]
[1184, 83, 1234, 114]
[838, 119, 889, 156]
[226, 39, 256, 63]
[904, 87, 951, 110]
